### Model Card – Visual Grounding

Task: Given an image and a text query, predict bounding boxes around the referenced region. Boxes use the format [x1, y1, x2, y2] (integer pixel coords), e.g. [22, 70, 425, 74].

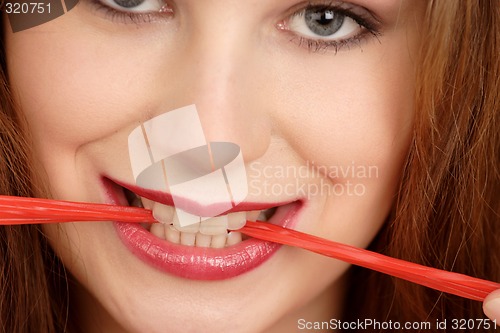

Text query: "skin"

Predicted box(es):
[9, 0, 491, 332]
[484, 291, 500, 326]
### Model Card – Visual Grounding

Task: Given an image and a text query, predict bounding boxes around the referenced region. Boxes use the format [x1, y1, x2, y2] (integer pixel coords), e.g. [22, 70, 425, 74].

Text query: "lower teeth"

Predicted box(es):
[148, 222, 243, 248]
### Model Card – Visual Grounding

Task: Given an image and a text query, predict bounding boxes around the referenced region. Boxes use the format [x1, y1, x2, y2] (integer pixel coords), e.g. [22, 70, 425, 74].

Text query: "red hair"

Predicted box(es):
[347, 0, 500, 329]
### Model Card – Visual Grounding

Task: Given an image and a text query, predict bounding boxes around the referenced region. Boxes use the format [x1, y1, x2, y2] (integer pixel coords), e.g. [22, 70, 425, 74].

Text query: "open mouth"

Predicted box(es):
[123, 187, 279, 249]
[105, 177, 303, 280]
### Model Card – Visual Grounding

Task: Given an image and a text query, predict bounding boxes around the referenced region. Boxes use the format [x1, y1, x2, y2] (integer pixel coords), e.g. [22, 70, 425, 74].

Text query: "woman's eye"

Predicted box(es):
[288, 6, 361, 41]
[279, 3, 381, 52]
[98, 0, 163, 13]
[89, 0, 174, 23]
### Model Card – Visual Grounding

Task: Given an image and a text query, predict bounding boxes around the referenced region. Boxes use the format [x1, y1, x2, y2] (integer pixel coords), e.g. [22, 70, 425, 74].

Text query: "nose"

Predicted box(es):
[165, 5, 272, 163]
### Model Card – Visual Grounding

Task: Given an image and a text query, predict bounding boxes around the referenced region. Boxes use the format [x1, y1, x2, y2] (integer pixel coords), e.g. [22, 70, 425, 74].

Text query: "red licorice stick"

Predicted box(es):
[240, 222, 500, 301]
[0, 195, 498, 301]
[0, 195, 155, 224]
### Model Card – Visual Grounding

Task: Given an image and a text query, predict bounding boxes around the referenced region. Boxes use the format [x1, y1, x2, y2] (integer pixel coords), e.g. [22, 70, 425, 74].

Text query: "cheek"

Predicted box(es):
[267, 36, 416, 244]
[272, 40, 415, 176]
[5, 24, 173, 199]
[6, 25, 164, 152]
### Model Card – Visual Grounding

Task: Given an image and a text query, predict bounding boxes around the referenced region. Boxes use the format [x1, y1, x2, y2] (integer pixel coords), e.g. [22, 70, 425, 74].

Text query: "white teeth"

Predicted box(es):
[226, 232, 242, 246]
[227, 211, 246, 231]
[211, 234, 226, 248]
[165, 225, 180, 244]
[151, 202, 202, 233]
[152, 202, 175, 224]
[141, 197, 278, 247]
[195, 233, 212, 247]
[173, 215, 200, 233]
[147, 224, 246, 248]
[199, 215, 228, 235]
[180, 232, 196, 246]
[150, 223, 166, 240]
[175, 209, 204, 227]
[246, 210, 260, 222]
[141, 197, 154, 210]
[149, 199, 270, 235]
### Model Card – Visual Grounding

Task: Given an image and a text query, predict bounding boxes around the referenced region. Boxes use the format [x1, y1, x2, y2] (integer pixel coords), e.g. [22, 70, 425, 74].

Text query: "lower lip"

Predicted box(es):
[105, 181, 302, 280]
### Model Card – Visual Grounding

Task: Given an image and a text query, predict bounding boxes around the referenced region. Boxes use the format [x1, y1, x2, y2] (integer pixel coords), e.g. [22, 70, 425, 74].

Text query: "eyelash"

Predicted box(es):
[283, 1, 382, 53]
[88, 0, 168, 24]
[88, 0, 381, 53]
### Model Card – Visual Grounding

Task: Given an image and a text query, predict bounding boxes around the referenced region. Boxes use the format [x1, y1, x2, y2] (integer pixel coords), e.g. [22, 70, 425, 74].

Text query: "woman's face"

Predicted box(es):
[6, 1, 424, 332]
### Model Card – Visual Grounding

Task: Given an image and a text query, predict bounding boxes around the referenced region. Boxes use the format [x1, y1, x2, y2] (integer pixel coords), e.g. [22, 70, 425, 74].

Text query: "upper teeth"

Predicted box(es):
[132, 195, 276, 248]
[138, 197, 274, 235]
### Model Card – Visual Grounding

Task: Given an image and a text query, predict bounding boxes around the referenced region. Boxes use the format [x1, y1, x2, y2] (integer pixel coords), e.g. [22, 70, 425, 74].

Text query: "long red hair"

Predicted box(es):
[347, 0, 500, 329]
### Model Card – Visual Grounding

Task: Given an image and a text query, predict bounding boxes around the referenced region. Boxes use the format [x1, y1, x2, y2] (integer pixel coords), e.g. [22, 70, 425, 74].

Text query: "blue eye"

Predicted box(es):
[279, 4, 381, 53]
[289, 7, 361, 42]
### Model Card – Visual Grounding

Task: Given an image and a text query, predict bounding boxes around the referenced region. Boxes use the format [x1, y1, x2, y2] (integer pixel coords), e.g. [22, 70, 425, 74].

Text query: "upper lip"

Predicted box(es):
[108, 178, 297, 216]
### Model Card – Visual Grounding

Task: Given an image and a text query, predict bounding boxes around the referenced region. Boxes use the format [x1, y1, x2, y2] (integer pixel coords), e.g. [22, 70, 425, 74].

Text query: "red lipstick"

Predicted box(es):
[103, 177, 303, 280]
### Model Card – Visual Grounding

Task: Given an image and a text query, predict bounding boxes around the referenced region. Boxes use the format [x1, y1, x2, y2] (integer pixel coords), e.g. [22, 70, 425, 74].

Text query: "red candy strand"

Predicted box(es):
[0, 195, 498, 301]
